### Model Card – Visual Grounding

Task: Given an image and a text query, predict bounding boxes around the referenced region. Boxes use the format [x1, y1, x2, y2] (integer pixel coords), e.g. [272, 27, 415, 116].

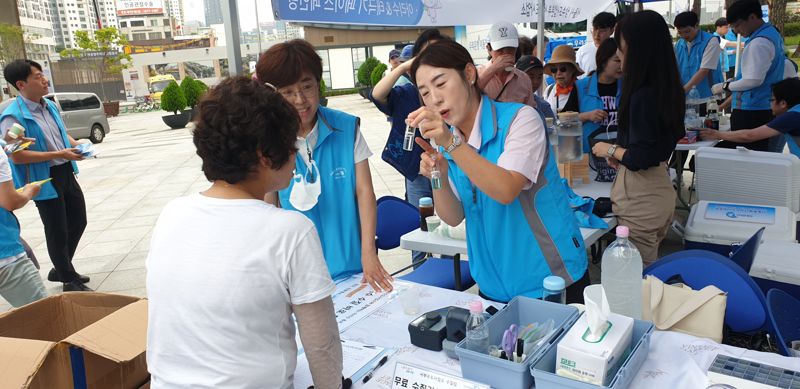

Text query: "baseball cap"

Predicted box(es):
[389, 49, 401, 60]
[515, 55, 543, 72]
[398, 44, 414, 62]
[489, 21, 519, 50]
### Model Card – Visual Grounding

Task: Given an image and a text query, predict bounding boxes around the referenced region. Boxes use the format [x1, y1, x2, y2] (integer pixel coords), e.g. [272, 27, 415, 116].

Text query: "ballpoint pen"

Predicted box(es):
[362, 355, 389, 383]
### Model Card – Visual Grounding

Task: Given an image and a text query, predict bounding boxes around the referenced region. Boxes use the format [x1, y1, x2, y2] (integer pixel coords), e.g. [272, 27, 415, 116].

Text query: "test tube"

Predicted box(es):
[430, 139, 441, 190]
[403, 126, 416, 151]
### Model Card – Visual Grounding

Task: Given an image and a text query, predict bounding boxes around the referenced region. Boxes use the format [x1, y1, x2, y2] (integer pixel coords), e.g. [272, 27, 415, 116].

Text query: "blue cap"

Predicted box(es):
[398, 44, 414, 62]
[419, 197, 433, 207]
[543, 276, 565, 291]
[389, 49, 401, 60]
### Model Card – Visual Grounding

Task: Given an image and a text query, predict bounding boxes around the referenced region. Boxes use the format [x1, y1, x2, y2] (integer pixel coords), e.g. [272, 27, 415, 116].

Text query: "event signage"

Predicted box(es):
[392, 362, 490, 389]
[116, 0, 165, 16]
[272, 0, 615, 25]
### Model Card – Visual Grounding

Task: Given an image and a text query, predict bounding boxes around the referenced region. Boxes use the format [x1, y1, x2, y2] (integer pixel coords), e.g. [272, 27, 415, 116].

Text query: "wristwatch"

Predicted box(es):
[445, 134, 462, 153]
[606, 144, 618, 158]
[722, 81, 731, 93]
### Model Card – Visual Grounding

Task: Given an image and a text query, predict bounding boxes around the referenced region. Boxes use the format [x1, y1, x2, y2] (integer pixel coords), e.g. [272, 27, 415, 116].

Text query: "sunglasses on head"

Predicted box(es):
[549, 65, 570, 74]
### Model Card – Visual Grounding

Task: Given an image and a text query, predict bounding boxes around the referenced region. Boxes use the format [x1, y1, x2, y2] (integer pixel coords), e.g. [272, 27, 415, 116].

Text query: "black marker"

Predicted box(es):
[362, 355, 389, 383]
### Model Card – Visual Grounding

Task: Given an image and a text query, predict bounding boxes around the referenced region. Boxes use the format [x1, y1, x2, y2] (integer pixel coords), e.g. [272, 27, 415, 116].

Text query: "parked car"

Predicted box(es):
[45, 93, 111, 143]
[0, 93, 110, 143]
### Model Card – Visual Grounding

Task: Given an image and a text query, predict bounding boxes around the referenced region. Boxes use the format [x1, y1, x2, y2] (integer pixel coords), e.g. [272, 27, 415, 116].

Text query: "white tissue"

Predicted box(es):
[583, 285, 610, 342]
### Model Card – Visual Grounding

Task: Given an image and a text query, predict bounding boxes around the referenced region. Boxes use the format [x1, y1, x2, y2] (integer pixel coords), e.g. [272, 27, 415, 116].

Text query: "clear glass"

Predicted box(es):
[465, 311, 489, 353]
[556, 117, 583, 163]
[542, 288, 566, 304]
[400, 285, 421, 315]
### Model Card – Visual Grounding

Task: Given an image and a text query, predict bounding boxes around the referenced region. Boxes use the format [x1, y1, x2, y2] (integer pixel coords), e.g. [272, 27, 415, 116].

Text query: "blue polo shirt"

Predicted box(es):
[767, 109, 800, 136]
[369, 83, 423, 180]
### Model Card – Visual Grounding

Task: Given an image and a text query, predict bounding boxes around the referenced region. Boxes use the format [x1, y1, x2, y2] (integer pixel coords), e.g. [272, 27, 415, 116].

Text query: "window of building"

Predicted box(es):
[150, 19, 159, 26]
[351, 47, 368, 86]
[148, 32, 162, 40]
[317, 49, 332, 90]
[164, 31, 172, 39]
[163, 18, 170, 25]
[120, 21, 126, 27]
[132, 33, 147, 40]
[130, 20, 145, 27]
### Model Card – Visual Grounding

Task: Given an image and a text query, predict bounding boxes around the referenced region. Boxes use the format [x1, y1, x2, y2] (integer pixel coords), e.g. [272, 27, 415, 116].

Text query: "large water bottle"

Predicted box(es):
[601, 226, 643, 319]
[686, 87, 702, 118]
[465, 300, 489, 353]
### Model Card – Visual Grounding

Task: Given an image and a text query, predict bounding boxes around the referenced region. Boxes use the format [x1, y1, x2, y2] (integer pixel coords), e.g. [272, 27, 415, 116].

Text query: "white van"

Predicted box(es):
[45, 93, 111, 143]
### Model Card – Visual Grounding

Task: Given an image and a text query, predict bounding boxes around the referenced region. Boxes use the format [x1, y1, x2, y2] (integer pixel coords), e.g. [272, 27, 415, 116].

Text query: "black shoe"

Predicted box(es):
[63, 280, 93, 292]
[48, 268, 90, 283]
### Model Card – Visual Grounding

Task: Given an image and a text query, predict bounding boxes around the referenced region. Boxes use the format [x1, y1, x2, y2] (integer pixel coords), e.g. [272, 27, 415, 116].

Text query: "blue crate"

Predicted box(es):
[455, 296, 581, 389]
[530, 318, 654, 389]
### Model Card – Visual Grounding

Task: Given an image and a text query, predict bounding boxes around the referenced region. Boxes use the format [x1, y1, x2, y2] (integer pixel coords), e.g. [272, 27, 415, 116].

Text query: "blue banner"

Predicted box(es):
[272, 0, 424, 25]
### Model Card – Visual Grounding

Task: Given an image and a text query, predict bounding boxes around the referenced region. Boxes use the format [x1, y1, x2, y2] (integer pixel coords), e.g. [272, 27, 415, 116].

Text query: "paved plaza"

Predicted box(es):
[1, 94, 412, 311]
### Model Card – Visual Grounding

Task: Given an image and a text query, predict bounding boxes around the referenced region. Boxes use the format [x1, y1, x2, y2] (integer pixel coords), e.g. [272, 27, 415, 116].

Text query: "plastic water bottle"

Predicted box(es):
[542, 276, 566, 304]
[465, 300, 489, 353]
[686, 87, 702, 116]
[601, 226, 643, 319]
[705, 99, 720, 130]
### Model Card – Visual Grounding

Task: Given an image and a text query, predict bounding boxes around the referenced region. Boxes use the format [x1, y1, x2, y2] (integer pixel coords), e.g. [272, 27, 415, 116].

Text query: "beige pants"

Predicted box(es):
[611, 162, 676, 266]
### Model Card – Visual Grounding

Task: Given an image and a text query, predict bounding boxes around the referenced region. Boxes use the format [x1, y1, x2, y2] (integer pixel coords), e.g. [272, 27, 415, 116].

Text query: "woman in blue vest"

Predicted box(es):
[408, 40, 588, 303]
[701, 78, 800, 157]
[257, 40, 393, 292]
[577, 38, 622, 153]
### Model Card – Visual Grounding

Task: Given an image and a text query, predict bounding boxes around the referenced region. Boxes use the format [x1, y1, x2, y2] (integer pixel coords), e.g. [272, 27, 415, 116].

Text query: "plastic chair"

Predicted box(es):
[728, 227, 765, 273]
[375, 196, 474, 291]
[766, 288, 800, 356]
[644, 249, 768, 334]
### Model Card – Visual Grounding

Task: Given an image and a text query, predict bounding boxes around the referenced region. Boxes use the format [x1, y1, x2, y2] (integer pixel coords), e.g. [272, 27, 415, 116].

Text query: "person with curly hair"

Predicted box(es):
[258, 39, 393, 292]
[146, 76, 344, 389]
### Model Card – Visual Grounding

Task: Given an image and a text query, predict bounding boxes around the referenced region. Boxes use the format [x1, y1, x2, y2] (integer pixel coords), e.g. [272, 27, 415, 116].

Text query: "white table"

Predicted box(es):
[337, 281, 800, 389]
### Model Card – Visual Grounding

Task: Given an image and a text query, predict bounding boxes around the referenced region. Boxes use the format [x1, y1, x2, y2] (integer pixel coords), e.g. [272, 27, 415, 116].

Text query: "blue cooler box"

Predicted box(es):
[684, 201, 797, 257]
[455, 296, 581, 389]
[750, 240, 800, 299]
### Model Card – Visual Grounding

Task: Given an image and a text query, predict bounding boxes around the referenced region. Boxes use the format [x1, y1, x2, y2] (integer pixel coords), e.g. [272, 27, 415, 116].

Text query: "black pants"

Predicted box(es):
[478, 270, 591, 305]
[34, 163, 87, 283]
[717, 109, 773, 151]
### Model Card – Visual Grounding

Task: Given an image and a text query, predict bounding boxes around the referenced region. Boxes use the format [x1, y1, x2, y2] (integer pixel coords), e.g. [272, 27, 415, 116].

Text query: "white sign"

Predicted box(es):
[116, 0, 164, 16]
[331, 276, 399, 331]
[273, 0, 616, 26]
[392, 362, 490, 389]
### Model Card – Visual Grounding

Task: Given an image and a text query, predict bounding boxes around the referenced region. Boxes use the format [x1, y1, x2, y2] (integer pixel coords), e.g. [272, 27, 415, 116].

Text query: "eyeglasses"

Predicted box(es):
[278, 82, 318, 101]
[549, 65, 570, 74]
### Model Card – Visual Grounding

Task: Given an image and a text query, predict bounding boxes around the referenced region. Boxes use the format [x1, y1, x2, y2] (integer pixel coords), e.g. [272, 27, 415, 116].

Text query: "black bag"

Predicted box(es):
[588, 128, 618, 182]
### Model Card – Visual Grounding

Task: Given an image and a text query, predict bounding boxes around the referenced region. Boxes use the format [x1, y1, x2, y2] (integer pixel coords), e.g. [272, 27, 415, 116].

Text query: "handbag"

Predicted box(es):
[642, 275, 727, 343]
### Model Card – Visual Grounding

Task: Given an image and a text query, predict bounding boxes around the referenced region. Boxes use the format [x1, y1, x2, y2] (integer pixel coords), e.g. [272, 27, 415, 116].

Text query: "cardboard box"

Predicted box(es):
[0, 293, 149, 389]
[555, 312, 634, 386]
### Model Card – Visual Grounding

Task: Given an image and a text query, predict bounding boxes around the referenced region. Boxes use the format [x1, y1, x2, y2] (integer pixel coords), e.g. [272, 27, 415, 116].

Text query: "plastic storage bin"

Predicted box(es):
[750, 240, 800, 299]
[455, 296, 580, 389]
[684, 201, 797, 257]
[530, 318, 654, 389]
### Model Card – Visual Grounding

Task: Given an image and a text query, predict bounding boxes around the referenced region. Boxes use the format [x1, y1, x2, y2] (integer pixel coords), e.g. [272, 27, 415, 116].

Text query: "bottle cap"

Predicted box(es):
[469, 300, 483, 313]
[616, 225, 630, 238]
[543, 276, 565, 291]
[419, 197, 433, 207]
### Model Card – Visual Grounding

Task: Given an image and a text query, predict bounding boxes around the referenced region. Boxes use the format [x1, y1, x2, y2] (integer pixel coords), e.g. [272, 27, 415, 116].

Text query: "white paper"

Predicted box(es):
[331, 275, 398, 332]
[294, 339, 385, 388]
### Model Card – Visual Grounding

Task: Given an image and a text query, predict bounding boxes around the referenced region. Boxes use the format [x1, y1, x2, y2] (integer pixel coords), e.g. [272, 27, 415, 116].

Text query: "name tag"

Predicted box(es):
[391, 362, 489, 389]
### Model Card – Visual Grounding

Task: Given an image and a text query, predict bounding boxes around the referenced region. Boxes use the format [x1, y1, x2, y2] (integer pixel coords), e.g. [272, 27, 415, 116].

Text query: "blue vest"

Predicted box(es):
[0, 205, 23, 259]
[445, 96, 588, 302]
[278, 106, 361, 280]
[676, 30, 724, 99]
[713, 32, 730, 72]
[786, 105, 800, 158]
[734, 23, 784, 111]
[725, 30, 740, 67]
[0, 96, 78, 201]
[577, 74, 621, 152]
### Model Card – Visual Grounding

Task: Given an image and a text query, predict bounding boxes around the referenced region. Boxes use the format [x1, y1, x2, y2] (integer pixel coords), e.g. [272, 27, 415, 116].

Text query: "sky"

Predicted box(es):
[182, 0, 274, 30]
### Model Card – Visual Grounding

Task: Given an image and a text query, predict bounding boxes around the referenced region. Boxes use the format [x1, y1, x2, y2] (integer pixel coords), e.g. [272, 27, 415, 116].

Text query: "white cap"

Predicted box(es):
[489, 21, 519, 50]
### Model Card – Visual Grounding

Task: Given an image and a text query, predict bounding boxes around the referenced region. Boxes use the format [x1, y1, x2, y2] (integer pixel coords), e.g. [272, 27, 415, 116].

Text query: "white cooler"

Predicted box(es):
[750, 240, 800, 299]
[684, 201, 797, 257]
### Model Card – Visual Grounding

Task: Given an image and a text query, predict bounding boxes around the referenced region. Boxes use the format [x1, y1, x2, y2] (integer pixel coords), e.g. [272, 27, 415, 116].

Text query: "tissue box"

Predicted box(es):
[555, 312, 633, 386]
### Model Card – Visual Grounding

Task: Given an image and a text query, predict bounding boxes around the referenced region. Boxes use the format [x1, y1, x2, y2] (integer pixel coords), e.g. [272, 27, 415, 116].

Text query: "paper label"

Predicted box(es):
[392, 362, 489, 389]
[705, 203, 776, 225]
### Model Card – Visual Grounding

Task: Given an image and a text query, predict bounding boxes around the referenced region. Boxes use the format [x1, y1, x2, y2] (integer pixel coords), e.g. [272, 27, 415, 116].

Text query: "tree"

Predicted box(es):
[769, 0, 788, 37]
[0, 24, 26, 68]
[692, 0, 701, 17]
[160, 81, 187, 114]
[357, 57, 381, 87]
[60, 27, 132, 102]
[370, 63, 388, 87]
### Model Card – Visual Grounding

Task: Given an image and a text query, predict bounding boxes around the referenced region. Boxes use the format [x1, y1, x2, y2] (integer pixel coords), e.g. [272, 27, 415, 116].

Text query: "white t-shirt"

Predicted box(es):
[784, 58, 798, 79]
[576, 42, 597, 79]
[0, 151, 22, 268]
[296, 120, 372, 166]
[146, 193, 336, 389]
[729, 37, 776, 92]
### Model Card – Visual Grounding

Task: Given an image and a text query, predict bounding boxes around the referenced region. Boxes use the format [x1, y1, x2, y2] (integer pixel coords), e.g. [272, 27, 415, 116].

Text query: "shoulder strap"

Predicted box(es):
[648, 277, 724, 330]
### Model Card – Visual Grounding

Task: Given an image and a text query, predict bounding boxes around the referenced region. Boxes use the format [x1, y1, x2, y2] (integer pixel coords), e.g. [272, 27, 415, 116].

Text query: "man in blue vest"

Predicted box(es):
[0, 59, 92, 292]
[674, 11, 724, 116]
[712, 0, 785, 152]
[702, 78, 800, 157]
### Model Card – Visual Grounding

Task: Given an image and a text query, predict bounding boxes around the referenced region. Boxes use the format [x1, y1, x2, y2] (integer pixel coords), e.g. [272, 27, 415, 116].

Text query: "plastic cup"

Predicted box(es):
[425, 216, 441, 232]
[400, 285, 421, 315]
[8, 123, 24, 139]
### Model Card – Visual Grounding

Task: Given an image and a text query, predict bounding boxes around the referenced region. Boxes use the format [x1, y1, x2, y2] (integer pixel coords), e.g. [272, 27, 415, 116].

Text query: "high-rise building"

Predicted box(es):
[117, 1, 174, 45]
[166, 0, 183, 28]
[204, 0, 222, 25]
[16, 0, 57, 61]
[275, 21, 301, 42]
[95, 0, 119, 29]
[49, 0, 99, 49]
